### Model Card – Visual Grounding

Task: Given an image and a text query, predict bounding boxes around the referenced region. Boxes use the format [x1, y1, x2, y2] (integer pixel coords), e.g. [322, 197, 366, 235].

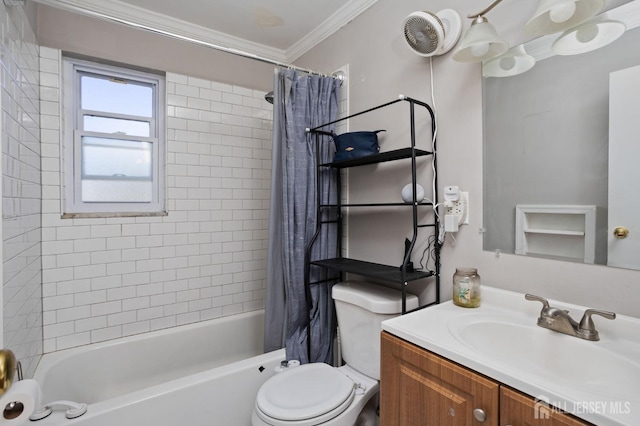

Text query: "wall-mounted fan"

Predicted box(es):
[402, 9, 462, 57]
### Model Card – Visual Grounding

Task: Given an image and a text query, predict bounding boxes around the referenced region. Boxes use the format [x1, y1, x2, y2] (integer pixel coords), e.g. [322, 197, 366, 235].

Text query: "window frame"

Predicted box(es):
[62, 57, 166, 217]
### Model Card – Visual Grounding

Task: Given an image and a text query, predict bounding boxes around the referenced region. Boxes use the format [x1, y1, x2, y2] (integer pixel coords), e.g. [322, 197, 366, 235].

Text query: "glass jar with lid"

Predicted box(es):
[452, 267, 481, 308]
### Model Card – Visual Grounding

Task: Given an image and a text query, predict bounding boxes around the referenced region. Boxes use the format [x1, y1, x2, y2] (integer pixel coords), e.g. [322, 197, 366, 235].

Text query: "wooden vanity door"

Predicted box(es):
[380, 332, 499, 426]
[501, 387, 592, 426]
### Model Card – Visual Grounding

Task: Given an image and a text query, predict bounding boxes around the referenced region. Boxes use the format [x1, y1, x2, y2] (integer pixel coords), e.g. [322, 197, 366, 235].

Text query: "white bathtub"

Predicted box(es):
[33, 310, 285, 426]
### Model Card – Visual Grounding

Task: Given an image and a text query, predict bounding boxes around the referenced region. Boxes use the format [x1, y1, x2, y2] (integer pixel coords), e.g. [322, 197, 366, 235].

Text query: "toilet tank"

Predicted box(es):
[332, 281, 418, 380]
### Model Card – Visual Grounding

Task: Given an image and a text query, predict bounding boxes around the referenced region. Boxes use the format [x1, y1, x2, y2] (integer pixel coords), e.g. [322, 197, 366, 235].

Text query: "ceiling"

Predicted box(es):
[32, 0, 634, 67]
[32, 0, 379, 64]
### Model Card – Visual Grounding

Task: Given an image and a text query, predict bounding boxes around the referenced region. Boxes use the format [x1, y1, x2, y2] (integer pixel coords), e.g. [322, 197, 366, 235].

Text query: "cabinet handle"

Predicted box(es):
[473, 408, 486, 422]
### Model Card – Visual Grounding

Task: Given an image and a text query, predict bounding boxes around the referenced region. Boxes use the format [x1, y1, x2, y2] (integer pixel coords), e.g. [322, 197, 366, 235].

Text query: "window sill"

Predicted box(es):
[61, 211, 169, 219]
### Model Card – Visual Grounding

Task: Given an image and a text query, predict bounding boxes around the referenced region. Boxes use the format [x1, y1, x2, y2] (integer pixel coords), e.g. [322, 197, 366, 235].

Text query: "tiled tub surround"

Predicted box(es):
[34, 310, 284, 425]
[40, 47, 273, 352]
[1, 4, 43, 378]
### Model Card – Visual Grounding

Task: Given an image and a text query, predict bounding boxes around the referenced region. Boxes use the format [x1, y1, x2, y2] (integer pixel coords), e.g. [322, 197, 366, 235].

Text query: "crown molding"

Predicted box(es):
[285, 0, 379, 61]
[33, 0, 289, 63]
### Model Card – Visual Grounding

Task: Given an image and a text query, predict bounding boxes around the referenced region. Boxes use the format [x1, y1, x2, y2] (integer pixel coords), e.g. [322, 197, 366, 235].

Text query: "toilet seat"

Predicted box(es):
[255, 363, 356, 424]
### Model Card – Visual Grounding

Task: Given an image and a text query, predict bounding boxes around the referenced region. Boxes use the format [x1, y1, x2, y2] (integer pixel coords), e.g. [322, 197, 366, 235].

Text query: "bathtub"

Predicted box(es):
[33, 310, 285, 426]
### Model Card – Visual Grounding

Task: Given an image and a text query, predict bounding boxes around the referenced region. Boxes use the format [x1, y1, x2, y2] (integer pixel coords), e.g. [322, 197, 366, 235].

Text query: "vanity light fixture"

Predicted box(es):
[551, 16, 626, 55]
[452, 0, 613, 64]
[525, 0, 605, 36]
[452, 0, 509, 63]
[482, 44, 536, 77]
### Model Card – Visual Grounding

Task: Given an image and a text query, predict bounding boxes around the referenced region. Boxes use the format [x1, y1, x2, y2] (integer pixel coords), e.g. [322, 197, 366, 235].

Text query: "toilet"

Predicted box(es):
[252, 281, 419, 426]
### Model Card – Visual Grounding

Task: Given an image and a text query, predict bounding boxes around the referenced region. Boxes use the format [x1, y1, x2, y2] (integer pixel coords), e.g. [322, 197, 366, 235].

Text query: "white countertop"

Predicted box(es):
[381, 286, 640, 426]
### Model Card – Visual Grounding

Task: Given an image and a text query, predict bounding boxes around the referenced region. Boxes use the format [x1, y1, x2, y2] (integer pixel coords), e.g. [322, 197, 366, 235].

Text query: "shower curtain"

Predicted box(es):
[264, 68, 341, 364]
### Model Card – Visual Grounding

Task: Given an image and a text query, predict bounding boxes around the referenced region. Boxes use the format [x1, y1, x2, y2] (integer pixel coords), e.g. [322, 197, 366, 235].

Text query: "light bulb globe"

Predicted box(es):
[499, 56, 516, 71]
[549, 2, 577, 23]
[470, 42, 490, 57]
[576, 22, 599, 43]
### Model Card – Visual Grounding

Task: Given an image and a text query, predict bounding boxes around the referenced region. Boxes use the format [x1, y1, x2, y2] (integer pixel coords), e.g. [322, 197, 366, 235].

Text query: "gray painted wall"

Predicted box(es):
[36, 4, 275, 91]
[297, 0, 640, 317]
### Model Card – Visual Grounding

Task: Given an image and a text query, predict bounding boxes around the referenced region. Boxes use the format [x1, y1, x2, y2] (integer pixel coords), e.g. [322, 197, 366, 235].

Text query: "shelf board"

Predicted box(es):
[524, 228, 585, 236]
[310, 258, 434, 283]
[321, 147, 432, 169]
[320, 202, 434, 208]
[524, 252, 584, 262]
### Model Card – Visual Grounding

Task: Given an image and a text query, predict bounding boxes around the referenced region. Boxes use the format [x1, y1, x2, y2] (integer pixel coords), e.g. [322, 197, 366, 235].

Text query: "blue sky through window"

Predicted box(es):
[81, 74, 153, 117]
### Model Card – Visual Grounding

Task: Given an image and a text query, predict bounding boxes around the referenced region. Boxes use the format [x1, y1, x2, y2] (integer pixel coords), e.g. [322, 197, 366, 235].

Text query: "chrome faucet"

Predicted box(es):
[525, 294, 616, 341]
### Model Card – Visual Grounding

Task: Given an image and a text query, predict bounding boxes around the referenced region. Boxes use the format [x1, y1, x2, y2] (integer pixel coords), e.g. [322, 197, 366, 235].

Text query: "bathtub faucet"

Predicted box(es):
[30, 400, 88, 421]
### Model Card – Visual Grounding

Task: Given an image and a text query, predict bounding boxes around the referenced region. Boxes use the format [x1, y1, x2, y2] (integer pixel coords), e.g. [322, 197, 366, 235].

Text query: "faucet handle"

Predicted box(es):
[525, 294, 554, 326]
[525, 294, 550, 309]
[578, 309, 616, 341]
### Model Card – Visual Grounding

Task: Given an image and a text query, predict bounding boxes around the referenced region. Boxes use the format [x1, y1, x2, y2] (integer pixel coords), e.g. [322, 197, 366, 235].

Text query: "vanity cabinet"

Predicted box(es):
[500, 387, 590, 426]
[380, 332, 592, 426]
[380, 331, 499, 425]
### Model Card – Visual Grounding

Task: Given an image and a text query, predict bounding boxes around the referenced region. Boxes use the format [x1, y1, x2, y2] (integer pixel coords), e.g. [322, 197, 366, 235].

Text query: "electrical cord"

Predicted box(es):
[414, 58, 445, 273]
[429, 57, 445, 245]
[418, 233, 439, 273]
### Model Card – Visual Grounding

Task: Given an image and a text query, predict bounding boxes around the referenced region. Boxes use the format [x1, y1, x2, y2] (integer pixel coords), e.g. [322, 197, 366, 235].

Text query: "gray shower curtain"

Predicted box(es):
[264, 68, 341, 364]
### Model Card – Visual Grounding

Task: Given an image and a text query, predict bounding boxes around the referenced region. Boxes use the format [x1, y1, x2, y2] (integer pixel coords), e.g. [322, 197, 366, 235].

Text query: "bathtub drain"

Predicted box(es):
[3, 401, 24, 420]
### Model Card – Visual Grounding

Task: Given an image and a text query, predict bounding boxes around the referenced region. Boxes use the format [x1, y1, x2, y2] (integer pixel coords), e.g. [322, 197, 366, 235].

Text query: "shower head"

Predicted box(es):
[265, 91, 274, 104]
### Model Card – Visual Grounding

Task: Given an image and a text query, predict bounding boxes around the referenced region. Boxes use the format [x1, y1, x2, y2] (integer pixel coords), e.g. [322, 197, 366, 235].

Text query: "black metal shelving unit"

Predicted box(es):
[305, 95, 441, 323]
[321, 147, 432, 168]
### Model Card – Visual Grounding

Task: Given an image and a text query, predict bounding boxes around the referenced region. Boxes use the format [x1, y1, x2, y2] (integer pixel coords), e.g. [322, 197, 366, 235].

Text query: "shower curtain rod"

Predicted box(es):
[49, 2, 343, 80]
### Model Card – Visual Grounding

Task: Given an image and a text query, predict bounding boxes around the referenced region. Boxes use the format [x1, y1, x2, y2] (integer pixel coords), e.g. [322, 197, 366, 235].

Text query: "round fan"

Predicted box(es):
[402, 9, 462, 57]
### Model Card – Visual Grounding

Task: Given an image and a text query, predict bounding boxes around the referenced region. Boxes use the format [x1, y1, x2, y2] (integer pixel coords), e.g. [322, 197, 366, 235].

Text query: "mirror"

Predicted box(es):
[483, 0, 640, 270]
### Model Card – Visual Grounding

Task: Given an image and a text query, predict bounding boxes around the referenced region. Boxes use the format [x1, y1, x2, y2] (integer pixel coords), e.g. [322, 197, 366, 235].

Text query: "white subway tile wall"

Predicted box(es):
[1, 5, 43, 378]
[40, 48, 273, 352]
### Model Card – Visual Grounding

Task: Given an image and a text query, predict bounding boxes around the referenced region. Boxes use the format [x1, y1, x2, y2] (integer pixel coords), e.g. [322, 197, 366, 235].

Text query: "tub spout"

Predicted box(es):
[30, 400, 88, 421]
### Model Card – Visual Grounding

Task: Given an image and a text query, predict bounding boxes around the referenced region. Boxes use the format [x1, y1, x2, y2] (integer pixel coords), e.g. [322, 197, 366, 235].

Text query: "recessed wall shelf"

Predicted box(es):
[515, 204, 596, 263]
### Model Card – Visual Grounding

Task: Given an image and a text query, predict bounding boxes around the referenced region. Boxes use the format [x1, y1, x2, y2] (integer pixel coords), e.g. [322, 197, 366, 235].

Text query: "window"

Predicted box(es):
[62, 57, 166, 216]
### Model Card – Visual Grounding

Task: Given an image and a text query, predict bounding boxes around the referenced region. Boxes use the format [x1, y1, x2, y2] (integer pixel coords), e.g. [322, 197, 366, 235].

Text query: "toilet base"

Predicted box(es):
[252, 365, 378, 426]
[353, 394, 379, 426]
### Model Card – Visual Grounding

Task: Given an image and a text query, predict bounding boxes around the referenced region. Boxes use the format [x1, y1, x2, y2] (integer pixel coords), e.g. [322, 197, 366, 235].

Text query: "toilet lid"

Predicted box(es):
[256, 363, 355, 422]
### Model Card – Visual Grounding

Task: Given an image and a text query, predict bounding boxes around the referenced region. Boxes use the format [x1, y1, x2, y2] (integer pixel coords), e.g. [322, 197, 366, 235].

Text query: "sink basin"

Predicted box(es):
[449, 317, 640, 399]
